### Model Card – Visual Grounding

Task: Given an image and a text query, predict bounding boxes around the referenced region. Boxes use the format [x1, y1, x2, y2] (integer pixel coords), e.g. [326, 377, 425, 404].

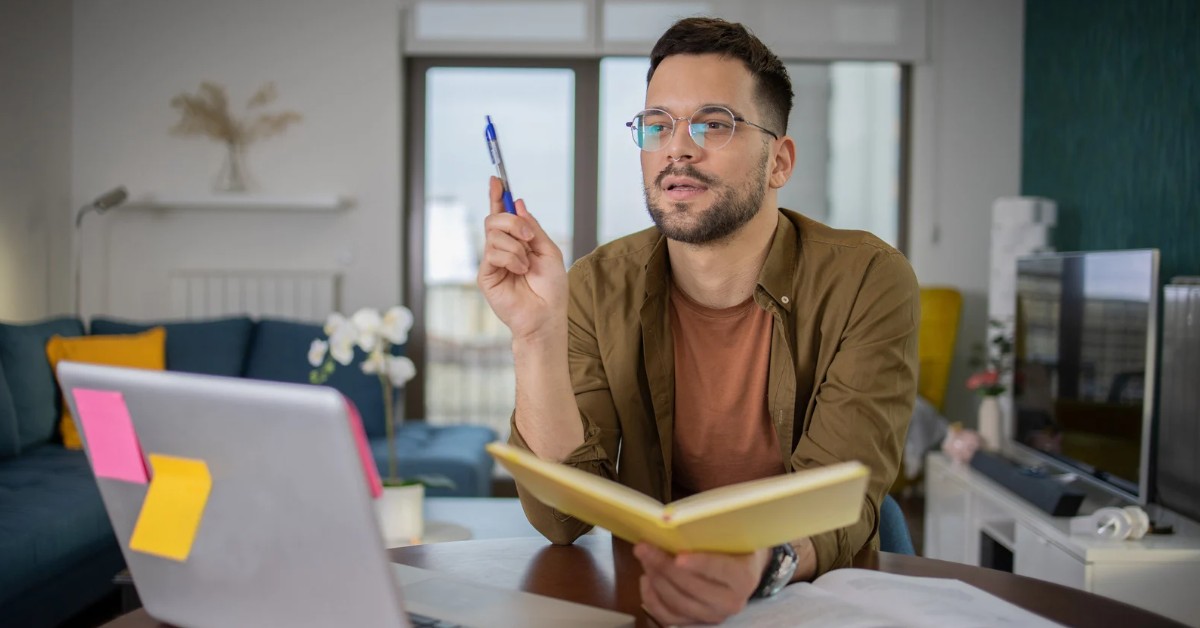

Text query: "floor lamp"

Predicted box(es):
[73, 186, 128, 316]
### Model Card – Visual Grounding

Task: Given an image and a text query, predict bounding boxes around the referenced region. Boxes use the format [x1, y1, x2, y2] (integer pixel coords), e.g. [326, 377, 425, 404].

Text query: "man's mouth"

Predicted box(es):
[658, 167, 715, 202]
[664, 181, 707, 202]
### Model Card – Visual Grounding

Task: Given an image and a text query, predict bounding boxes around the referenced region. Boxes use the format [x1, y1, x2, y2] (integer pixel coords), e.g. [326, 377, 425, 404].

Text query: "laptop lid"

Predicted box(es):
[57, 361, 408, 627]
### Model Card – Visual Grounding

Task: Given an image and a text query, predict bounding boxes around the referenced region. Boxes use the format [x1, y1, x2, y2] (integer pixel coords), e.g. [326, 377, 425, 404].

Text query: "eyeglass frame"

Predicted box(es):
[625, 105, 781, 152]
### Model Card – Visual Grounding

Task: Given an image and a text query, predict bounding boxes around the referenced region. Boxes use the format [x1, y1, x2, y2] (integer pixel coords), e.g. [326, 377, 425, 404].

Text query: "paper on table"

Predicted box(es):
[700, 569, 1063, 628]
[129, 454, 212, 562]
[71, 388, 148, 484]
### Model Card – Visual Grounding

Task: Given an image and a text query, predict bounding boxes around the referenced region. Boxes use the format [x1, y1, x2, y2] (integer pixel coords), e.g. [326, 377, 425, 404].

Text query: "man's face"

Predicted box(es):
[641, 53, 776, 245]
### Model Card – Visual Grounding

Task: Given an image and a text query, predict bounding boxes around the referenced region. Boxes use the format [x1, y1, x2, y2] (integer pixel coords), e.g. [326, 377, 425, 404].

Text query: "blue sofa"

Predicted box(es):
[0, 315, 496, 627]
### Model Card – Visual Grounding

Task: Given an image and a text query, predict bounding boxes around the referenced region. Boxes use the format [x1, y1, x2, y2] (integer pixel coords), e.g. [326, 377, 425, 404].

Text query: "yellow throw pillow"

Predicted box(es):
[45, 327, 166, 449]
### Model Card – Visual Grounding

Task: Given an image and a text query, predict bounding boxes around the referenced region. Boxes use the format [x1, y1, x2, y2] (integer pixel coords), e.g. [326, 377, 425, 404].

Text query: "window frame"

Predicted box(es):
[404, 57, 600, 420]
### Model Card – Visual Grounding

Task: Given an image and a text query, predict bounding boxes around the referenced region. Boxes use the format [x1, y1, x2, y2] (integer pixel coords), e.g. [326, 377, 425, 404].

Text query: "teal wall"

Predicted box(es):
[1021, 0, 1199, 282]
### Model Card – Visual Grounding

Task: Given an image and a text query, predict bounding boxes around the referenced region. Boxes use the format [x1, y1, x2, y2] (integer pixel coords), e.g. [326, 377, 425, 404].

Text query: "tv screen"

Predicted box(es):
[1012, 249, 1159, 502]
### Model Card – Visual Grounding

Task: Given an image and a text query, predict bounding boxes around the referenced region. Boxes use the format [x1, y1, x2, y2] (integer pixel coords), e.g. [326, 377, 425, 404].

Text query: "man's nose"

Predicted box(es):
[665, 121, 699, 163]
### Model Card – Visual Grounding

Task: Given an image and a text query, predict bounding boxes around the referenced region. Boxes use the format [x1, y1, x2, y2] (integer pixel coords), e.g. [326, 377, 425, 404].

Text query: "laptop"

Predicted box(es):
[56, 361, 634, 628]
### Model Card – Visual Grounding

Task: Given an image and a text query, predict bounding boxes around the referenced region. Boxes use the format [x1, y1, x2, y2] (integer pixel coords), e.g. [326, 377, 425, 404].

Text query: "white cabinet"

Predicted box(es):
[1013, 522, 1088, 590]
[923, 458, 971, 563]
[925, 453, 1200, 627]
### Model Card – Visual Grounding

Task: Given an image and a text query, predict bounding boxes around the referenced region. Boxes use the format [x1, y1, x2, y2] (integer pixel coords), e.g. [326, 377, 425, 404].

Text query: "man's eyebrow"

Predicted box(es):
[643, 102, 741, 114]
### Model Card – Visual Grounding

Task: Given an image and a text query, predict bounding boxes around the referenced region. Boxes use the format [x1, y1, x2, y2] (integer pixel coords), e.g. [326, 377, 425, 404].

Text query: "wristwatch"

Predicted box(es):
[752, 543, 798, 599]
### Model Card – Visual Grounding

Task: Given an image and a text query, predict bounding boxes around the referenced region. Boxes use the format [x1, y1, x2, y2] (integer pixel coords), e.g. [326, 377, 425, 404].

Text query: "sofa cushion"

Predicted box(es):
[91, 317, 255, 377]
[243, 318, 399, 439]
[0, 359, 19, 460]
[45, 327, 167, 449]
[0, 444, 119, 607]
[374, 424, 497, 497]
[0, 318, 86, 450]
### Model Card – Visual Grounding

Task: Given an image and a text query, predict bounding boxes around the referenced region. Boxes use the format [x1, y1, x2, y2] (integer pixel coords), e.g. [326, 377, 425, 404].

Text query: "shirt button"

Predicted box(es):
[781, 296, 790, 304]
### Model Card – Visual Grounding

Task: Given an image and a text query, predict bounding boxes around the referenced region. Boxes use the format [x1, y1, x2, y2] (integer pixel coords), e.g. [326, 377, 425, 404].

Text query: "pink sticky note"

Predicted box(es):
[344, 398, 383, 499]
[71, 388, 149, 484]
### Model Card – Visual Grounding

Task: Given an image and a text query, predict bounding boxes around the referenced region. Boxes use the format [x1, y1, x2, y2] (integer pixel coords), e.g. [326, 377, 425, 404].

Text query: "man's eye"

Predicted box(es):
[645, 124, 668, 134]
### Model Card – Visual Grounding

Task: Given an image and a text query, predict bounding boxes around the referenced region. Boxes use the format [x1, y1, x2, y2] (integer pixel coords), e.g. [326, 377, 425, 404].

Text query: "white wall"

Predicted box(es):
[0, 0, 73, 321]
[73, 0, 402, 320]
[909, 0, 1025, 424]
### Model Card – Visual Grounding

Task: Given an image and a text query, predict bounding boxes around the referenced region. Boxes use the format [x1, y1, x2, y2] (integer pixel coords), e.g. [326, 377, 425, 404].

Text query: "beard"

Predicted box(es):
[643, 151, 769, 246]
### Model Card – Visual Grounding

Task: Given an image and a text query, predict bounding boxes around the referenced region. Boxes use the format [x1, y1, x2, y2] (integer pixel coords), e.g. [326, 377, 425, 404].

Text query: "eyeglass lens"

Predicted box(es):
[630, 106, 738, 152]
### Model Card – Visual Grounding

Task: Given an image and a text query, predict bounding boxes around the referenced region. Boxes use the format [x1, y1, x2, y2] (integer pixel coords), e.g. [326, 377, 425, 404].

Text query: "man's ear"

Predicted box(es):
[768, 136, 796, 190]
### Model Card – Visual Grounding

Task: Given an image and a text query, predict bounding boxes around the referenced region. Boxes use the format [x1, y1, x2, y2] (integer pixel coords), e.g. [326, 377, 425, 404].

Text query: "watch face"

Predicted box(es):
[759, 543, 798, 599]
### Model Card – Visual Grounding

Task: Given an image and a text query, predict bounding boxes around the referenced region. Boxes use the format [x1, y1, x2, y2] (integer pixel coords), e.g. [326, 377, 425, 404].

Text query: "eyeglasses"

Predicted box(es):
[626, 105, 780, 152]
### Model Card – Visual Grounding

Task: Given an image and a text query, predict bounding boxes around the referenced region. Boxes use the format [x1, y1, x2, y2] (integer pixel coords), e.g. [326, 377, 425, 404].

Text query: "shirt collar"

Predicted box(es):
[642, 210, 799, 312]
[756, 211, 799, 313]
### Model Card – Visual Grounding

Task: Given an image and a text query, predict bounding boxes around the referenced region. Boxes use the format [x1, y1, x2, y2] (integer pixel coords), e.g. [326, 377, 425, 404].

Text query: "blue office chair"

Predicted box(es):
[879, 494, 916, 555]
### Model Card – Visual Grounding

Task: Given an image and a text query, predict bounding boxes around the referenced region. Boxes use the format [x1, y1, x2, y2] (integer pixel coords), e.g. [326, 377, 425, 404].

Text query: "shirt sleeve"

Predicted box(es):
[505, 261, 623, 544]
[792, 250, 920, 575]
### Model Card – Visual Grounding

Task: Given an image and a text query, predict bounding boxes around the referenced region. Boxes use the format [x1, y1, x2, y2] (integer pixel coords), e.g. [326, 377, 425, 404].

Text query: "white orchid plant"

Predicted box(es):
[308, 306, 423, 485]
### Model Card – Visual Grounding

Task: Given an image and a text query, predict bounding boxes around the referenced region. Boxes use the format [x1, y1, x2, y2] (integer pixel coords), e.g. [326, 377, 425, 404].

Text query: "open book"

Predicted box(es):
[704, 568, 1063, 627]
[486, 442, 868, 554]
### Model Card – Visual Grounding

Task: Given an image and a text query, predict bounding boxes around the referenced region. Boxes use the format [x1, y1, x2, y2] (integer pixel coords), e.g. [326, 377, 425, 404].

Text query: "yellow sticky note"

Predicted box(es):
[130, 454, 212, 562]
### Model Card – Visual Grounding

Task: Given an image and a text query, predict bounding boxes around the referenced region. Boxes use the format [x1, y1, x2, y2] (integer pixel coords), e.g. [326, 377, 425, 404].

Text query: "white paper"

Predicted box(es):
[699, 569, 1064, 628]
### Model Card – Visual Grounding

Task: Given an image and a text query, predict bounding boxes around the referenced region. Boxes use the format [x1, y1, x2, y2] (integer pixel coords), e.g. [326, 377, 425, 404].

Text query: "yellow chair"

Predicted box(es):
[891, 287, 962, 495]
[916, 287, 962, 413]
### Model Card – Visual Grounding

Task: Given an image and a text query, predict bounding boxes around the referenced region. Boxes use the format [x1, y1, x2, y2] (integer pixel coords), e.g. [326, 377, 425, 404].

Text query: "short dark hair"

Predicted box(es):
[648, 17, 793, 136]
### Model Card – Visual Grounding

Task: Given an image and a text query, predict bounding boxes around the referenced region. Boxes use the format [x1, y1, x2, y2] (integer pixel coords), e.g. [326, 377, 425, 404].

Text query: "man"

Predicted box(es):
[477, 17, 918, 625]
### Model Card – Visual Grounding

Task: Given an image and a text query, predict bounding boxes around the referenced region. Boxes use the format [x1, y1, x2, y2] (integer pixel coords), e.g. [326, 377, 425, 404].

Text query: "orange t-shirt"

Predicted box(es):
[669, 284, 784, 500]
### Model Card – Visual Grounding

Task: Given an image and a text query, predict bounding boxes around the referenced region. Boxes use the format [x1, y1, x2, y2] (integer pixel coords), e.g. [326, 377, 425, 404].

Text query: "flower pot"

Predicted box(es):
[977, 395, 1003, 451]
[375, 483, 424, 546]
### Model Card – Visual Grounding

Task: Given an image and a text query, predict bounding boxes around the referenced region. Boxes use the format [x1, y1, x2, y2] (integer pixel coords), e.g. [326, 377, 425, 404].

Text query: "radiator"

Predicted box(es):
[168, 270, 341, 322]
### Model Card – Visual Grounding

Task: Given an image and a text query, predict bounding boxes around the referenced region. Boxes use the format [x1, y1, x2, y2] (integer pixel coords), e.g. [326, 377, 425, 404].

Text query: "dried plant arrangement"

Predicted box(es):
[169, 81, 302, 191]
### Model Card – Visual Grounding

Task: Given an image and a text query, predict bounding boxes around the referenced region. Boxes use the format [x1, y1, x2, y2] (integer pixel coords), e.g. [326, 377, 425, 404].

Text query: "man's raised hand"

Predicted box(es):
[476, 176, 568, 342]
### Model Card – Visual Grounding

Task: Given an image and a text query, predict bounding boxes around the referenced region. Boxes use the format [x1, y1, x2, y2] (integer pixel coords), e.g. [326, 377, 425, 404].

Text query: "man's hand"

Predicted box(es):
[634, 543, 771, 626]
[477, 177, 568, 342]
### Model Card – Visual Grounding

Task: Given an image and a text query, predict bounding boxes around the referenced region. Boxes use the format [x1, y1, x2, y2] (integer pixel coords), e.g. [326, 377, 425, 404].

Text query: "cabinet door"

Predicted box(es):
[1014, 522, 1088, 590]
[924, 460, 971, 563]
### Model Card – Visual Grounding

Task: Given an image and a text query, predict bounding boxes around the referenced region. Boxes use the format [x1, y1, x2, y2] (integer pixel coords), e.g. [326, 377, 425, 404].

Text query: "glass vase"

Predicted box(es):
[977, 395, 1003, 451]
[213, 142, 250, 193]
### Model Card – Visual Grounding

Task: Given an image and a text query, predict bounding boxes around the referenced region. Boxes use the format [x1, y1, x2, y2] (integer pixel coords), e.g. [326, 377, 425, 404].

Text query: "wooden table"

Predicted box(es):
[106, 535, 1185, 627]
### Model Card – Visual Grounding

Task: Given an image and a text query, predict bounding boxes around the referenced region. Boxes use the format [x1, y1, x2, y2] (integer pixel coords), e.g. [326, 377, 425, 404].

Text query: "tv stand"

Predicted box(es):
[925, 452, 1200, 626]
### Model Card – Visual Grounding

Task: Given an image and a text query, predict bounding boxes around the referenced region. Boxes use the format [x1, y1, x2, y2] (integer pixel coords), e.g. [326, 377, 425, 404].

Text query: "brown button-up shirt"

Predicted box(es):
[509, 208, 919, 577]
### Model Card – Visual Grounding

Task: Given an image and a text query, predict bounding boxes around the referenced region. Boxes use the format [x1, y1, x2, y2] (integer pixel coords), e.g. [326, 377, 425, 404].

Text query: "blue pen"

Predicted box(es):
[484, 115, 518, 214]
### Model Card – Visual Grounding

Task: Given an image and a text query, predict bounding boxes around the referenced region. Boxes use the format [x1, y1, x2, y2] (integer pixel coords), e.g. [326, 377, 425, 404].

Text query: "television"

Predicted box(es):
[1012, 249, 1159, 504]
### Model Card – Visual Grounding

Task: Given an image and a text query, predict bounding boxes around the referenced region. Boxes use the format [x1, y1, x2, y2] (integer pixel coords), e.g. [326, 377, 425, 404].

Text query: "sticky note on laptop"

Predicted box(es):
[71, 388, 149, 484]
[130, 454, 212, 562]
[344, 398, 383, 499]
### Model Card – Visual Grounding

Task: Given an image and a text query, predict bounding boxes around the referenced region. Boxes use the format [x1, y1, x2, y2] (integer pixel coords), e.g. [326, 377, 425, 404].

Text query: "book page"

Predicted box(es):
[667, 461, 867, 522]
[683, 583, 902, 628]
[810, 569, 1064, 628]
[488, 443, 869, 553]
[692, 570, 1064, 628]
[487, 443, 665, 519]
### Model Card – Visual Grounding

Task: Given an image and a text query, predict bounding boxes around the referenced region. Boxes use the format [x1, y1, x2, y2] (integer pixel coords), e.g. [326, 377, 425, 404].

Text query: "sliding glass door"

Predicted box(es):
[405, 60, 597, 434]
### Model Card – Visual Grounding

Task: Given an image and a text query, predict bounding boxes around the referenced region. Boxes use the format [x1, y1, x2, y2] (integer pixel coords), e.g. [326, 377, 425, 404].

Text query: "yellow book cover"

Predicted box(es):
[486, 442, 869, 554]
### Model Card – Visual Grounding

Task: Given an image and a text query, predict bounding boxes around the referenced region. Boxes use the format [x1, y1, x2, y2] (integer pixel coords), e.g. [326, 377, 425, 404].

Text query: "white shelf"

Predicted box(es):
[125, 194, 353, 212]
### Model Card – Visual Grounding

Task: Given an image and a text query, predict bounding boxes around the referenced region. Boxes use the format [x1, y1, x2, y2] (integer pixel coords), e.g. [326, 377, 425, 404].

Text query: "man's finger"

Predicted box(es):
[488, 176, 510, 215]
[484, 212, 534, 243]
[640, 576, 684, 628]
[482, 246, 529, 275]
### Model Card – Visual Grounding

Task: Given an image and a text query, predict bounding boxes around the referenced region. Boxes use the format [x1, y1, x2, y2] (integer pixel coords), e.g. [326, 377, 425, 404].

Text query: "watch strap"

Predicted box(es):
[751, 543, 798, 599]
